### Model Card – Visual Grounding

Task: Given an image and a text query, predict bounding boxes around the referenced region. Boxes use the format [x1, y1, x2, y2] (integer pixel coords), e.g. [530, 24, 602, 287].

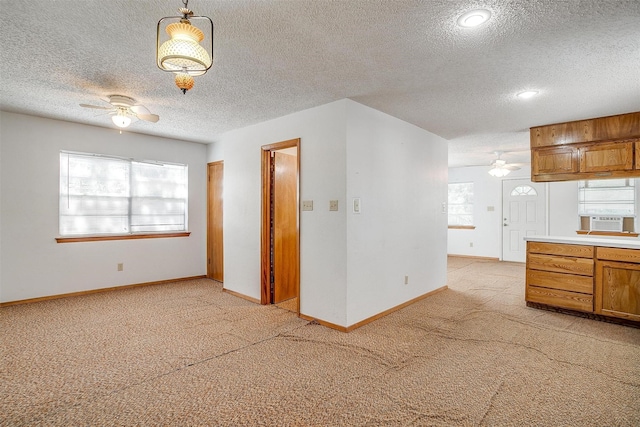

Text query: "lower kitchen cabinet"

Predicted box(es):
[595, 248, 640, 322]
[526, 242, 594, 312]
[526, 240, 640, 326]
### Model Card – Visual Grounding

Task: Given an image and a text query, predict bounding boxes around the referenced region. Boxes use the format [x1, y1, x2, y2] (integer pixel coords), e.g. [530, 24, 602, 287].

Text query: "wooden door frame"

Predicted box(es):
[207, 160, 224, 282]
[261, 138, 300, 310]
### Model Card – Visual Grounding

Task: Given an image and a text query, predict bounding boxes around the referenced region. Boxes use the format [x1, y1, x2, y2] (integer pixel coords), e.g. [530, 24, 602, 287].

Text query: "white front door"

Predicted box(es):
[502, 179, 547, 262]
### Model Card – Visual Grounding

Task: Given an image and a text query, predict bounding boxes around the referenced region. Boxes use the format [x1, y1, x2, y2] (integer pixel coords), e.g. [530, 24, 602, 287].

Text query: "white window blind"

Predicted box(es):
[578, 179, 635, 216]
[60, 151, 188, 236]
[448, 182, 474, 226]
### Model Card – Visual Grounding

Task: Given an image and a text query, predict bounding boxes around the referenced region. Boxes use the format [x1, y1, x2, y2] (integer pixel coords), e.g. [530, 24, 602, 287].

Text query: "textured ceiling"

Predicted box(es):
[1, 0, 639, 168]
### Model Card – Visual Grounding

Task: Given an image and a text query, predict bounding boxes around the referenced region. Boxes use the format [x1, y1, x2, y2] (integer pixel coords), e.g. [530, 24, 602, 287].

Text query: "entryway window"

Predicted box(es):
[510, 185, 537, 196]
[448, 182, 474, 226]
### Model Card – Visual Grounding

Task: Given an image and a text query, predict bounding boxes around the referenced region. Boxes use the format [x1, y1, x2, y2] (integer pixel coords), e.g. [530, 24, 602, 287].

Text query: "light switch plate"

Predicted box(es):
[329, 200, 338, 211]
[302, 200, 313, 211]
[353, 198, 361, 214]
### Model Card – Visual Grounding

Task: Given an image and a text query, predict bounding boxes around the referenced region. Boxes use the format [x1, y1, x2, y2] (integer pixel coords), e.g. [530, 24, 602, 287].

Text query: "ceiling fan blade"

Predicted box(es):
[80, 103, 112, 110]
[136, 113, 159, 123]
[505, 165, 521, 171]
[130, 105, 150, 115]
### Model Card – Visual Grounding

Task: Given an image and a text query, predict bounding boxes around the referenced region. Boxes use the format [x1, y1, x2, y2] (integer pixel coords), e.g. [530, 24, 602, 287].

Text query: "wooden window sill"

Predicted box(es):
[575, 230, 638, 238]
[448, 225, 476, 230]
[56, 232, 191, 243]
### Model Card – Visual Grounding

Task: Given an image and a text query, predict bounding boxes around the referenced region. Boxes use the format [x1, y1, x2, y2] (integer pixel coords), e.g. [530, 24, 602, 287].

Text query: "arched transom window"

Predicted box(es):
[511, 185, 537, 196]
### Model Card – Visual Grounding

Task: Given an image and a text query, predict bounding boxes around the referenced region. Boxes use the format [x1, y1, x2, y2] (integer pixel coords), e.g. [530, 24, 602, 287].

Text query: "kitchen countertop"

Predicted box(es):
[524, 235, 640, 250]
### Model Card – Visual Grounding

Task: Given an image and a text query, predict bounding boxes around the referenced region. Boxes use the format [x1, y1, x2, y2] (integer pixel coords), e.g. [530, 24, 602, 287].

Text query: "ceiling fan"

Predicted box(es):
[489, 151, 521, 177]
[80, 95, 159, 130]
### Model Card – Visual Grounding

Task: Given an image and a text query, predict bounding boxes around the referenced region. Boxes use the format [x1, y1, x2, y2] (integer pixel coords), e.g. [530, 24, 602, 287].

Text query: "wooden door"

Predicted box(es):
[207, 161, 223, 282]
[261, 139, 300, 308]
[595, 260, 640, 321]
[273, 152, 298, 303]
[502, 179, 547, 263]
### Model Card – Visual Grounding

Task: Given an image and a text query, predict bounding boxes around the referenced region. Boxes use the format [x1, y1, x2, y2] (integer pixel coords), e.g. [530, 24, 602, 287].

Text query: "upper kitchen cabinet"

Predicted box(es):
[531, 112, 640, 182]
[579, 141, 634, 173]
[530, 119, 594, 148]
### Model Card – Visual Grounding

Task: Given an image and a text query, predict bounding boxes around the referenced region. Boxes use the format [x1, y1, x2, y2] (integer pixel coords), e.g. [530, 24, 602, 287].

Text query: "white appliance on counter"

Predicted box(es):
[590, 216, 623, 232]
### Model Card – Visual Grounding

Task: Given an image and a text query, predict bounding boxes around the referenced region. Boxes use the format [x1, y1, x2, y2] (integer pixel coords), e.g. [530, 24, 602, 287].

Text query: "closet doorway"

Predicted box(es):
[261, 139, 300, 312]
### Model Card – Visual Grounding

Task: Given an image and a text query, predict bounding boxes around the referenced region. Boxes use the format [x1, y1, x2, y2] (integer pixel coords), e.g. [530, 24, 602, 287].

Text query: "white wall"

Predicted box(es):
[209, 100, 349, 326]
[345, 101, 448, 325]
[548, 181, 580, 236]
[208, 99, 449, 328]
[447, 165, 531, 259]
[447, 166, 640, 258]
[0, 112, 207, 303]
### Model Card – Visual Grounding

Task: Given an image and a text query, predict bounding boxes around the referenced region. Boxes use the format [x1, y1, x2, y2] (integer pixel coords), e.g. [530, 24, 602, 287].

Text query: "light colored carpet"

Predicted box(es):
[1, 257, 639, 426]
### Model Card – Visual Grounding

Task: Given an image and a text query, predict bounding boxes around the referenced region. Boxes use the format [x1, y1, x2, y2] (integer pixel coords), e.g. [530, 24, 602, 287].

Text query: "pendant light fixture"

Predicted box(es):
[157, 0, 213, 94]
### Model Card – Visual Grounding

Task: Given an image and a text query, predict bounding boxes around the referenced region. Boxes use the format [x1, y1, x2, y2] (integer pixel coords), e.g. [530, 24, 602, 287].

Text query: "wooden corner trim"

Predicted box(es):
[55, 232, 191, 243]
[576, 230, 639, 237]
[0, 275, 207, 307]
[222, 288, 261, 304]
[299, 285, 449, 333]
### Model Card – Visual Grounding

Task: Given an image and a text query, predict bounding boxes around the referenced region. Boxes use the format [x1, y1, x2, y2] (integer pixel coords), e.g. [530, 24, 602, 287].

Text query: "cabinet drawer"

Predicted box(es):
[527, 285, 593, 312]
[528, 253, 594, 276]
[596, 247, 640, 263]
[528, 242, 593, 258]
[527, 269, 593, 294]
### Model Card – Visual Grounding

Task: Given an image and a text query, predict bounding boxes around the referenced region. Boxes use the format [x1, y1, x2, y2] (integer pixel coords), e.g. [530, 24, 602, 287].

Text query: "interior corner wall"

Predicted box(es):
[447, 165, 534, 259]
[207, 100, 349, 326]
[0, 111, 207, 303]
[344, 100, 448, 326]
[447, 166, 504, 259]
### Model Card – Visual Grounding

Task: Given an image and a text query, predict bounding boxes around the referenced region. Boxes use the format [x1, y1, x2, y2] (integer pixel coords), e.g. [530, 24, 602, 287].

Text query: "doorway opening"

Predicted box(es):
[261, 139, 300, 314]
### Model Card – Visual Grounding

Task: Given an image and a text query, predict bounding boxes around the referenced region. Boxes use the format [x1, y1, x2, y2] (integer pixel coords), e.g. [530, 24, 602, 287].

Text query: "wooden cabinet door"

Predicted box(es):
[579, 141, 633, 173]
[595, 260, 640, 321]
[532, 146, 579, 176]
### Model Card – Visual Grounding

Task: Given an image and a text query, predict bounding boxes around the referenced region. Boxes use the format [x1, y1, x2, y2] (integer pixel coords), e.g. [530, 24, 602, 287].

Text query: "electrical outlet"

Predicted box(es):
[117, 263, 124, 271]
[302, 200, 313, 211]
[404, 275, 409, 285]
[469, 242, 473, 247]
[329, 200, 338, 211]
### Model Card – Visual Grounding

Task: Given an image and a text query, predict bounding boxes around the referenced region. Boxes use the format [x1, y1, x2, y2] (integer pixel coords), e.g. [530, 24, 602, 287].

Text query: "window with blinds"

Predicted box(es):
[448, 182, 474, 226]
[59, 151, 188, 236]
[577, 179, 636, 216]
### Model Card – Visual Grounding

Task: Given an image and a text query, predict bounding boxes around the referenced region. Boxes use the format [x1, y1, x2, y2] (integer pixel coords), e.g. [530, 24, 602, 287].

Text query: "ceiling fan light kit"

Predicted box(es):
[112, 109, 132, 128]
[157, 0, 214, 94]
[80, 95, 159, 131]
[488, 151, 520, 177]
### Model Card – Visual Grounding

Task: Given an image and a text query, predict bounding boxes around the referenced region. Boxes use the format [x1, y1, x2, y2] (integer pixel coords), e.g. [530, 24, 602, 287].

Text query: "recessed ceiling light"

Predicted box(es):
[516, 90, 539, 99]
[457, 9, 491, 28]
